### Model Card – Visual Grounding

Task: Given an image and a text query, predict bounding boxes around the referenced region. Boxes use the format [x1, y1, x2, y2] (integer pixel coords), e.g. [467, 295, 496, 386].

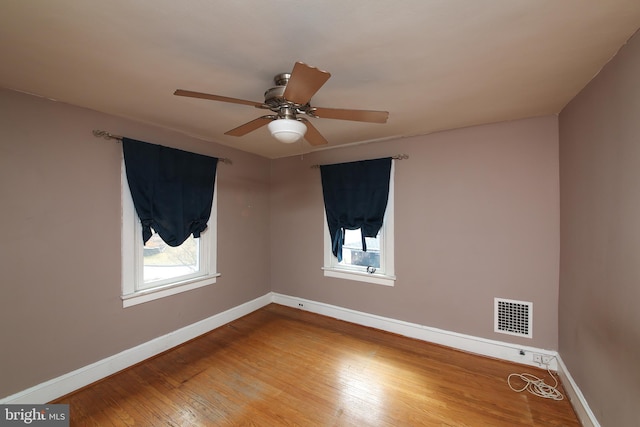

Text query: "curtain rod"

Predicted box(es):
[92, 130, 233, 165]
[310, 154, 409, 169]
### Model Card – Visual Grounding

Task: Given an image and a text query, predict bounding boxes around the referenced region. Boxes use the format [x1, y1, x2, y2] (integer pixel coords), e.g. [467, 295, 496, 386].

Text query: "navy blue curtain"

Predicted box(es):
[320, 157, 392, 261]
[122, 138, 218, 247]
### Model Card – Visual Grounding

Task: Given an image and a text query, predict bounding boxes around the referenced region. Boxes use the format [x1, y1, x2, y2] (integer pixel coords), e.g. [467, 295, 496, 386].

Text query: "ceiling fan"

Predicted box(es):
[174, 62, 389, 146]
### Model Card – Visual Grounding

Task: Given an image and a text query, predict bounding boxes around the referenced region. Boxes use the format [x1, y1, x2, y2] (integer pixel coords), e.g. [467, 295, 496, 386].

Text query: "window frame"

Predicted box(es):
[322, 163, 395, 286]
[121, 159, 219, 307]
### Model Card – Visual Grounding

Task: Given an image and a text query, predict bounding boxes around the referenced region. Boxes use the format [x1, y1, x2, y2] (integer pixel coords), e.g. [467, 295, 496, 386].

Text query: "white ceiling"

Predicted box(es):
[1, 1, 639, 159]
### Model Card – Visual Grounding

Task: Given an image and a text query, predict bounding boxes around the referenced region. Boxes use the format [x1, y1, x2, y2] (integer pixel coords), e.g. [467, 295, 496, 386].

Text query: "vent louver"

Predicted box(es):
[494, 298, 532, 338]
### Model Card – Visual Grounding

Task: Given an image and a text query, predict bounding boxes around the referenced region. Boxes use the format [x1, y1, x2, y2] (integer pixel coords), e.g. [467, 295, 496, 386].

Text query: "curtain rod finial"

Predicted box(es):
[93, 130, 122, 142]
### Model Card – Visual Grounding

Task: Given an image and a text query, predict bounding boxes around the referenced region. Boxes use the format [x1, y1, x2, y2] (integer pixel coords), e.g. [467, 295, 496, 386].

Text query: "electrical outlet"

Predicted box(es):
[541, 355, 553, 365]
[533, 353, 542, 364]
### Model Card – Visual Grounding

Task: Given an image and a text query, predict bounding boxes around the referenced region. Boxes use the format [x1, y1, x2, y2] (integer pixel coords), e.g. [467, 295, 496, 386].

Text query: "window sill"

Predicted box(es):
[122, 273, 221, 308]
[322, 267, 395, 287]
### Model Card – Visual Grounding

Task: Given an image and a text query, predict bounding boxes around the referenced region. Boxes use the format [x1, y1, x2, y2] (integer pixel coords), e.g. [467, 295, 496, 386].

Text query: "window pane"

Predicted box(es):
[143, 233, 200, 283]
[339, 229, 380, 268]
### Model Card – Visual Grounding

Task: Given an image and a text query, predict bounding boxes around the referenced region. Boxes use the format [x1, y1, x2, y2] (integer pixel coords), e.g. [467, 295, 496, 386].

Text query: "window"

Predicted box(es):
[323, 165, 395, 286]
[140, 233, 201, 287]
[121, 161, 219, 307]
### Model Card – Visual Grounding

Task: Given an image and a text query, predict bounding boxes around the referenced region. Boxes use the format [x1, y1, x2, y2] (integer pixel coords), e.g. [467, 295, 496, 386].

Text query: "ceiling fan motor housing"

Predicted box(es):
[264, 73, 313, 120]
[264, 73, 292, 109]
[264, 85, 286, 108]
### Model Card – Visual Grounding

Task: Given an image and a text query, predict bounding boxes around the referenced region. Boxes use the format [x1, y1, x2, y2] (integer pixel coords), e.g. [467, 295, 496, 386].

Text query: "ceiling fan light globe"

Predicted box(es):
[268, 119, 307, 144]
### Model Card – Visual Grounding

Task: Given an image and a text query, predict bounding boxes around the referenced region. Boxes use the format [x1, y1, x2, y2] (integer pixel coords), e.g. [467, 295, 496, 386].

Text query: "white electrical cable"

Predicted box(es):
[507, 360, 564, 400]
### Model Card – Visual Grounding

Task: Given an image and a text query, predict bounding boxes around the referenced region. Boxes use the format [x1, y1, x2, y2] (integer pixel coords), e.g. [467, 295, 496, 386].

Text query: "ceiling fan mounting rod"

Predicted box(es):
[273, 73, 291, 86]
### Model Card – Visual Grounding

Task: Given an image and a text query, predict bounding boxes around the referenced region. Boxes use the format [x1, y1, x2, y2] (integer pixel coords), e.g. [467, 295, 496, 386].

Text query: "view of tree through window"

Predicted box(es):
[143, 232, 199, 283]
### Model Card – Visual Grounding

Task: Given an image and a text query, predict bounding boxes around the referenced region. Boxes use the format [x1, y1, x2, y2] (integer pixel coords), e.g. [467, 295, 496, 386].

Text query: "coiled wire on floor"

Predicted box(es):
[507, 362, 564, 400]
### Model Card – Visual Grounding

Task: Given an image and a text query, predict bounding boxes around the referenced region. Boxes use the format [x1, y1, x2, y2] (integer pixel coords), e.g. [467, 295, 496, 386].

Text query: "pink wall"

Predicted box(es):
[0, 89, 271, 398]
[3, 29, 638, 420]
[0, 87, 562, 401]
[271, 115, 560, 349]
[559, 30, 640, 426]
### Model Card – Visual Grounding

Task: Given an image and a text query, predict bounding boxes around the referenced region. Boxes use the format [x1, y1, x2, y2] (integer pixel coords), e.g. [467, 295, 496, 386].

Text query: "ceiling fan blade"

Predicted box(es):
[312, 107, 389, 123]
[174, 89, 265, 108]
[299, 119, 328, 146]
[224, 116, 273, 137]
[283, 62, 331, 105]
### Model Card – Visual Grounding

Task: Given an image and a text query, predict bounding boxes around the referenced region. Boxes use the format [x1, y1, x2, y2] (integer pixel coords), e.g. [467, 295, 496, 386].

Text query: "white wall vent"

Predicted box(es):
[494, 298, 533, 338]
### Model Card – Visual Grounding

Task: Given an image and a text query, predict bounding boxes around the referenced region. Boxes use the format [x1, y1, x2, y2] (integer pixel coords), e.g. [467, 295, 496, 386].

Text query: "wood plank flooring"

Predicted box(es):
[52, 304, 580, 426]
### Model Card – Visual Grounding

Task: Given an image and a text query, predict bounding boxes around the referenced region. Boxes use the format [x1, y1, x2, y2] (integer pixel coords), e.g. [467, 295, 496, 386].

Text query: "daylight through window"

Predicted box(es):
[121, 161, 219, 307]
[322, 164, 395, 286]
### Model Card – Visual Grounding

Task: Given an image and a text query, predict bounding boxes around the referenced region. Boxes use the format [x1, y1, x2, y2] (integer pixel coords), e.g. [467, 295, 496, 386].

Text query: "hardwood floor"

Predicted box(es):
[52, 304, 580, 426]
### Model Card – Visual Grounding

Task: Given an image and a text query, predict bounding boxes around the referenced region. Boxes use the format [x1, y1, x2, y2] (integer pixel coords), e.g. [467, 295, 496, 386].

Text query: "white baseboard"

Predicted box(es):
[0, 293, 272, 404]
[2, 291, 599, 427]
[272, 293, 558, 369]
[557, 356, 601, 427]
